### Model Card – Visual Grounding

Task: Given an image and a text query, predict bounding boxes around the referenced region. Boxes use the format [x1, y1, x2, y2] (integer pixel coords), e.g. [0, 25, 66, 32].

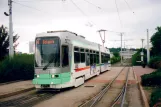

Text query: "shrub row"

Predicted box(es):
[150, 89, 161, 107]
[0, 54, 34, 83]
[141, 69, 161, 86]
[132, 54, 147, 66]
[132, 49, 147, 66]
[110, 56, 121, 64]
[148, 56, 161, 69]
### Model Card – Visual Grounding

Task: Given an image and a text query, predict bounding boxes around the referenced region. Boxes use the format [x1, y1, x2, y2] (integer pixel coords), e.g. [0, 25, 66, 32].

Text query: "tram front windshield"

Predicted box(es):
[35, 37, 60, 68]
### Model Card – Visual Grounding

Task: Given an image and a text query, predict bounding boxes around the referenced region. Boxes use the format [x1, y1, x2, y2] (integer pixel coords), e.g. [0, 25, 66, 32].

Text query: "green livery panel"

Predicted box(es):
[33, 72, 71, 85]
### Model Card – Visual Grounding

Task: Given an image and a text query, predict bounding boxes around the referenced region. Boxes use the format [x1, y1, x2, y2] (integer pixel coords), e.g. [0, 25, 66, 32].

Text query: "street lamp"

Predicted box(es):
[4, 12, 9, 16]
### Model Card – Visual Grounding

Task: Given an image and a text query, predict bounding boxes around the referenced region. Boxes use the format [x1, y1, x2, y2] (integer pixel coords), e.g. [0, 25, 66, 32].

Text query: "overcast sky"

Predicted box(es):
[0, 0, 161, 53]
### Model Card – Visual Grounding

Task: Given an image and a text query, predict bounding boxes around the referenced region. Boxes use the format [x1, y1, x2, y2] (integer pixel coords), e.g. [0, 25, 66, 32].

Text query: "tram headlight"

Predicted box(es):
[37, 75, 39, 78]
[51, 75, 55, 78]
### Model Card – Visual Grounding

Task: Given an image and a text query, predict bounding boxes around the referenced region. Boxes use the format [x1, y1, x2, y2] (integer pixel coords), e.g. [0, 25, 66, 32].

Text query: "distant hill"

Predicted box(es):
[109, 48, 137, 53]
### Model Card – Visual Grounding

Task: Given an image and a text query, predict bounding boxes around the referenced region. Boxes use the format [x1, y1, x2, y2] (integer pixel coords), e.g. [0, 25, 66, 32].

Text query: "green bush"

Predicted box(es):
[0, 54, 34, 83]
[113, 52, 120, 57]
[110, 56, 121, 64]
[141, 69, 161, 86]
[148, 56, 161, 69]
[150, 89, 161, 107]
[132, 49, 147, 66]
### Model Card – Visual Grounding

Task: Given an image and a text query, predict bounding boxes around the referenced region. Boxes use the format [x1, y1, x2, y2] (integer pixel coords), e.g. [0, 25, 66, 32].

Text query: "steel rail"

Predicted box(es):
[111, 67, 130, 107]
[0, 90, 57, 107]
[80, 66, 127, 107]
[121, 67, 129, 107]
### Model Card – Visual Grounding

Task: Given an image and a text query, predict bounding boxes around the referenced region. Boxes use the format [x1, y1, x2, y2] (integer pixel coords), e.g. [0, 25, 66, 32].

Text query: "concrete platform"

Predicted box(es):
[0, 80, 34, 99]
[133, 66, 155, 81]
[133, 66, 155, 107]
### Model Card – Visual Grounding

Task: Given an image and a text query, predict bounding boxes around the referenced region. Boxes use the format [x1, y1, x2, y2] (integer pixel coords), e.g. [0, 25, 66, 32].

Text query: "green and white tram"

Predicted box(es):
[33, 30, 111, 89]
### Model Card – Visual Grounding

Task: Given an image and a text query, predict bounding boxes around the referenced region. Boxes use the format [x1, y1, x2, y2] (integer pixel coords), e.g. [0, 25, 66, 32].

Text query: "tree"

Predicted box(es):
[0, 25, 19, 61]
[109, 48, 121, 53]
[151, 27, 161, 56]
[113, 52, 120, 57]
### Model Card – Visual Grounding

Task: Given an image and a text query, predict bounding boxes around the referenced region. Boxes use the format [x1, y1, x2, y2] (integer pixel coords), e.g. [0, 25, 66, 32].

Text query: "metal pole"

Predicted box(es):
[104, 30, 105, 44]
[147, 29, 150, 63]
[9, 0, 14, 57]
[141, 39, 144, 62]
[124, 42, 125, 51]
[121, 33, 123, 65]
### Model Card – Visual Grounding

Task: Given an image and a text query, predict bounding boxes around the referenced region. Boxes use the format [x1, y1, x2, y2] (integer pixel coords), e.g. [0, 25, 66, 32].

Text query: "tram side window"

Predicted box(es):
[62, 45, 69, 67]
[101, 53, 104, 63]
[74, 52, 80, 63]
[74, 47, 80, 63]
[90, 54, 93, 65]
[81, 53, 85, 63]
[94, 54, 96, 64]
[86, 53, 90, 66]
[107, 54, 110, 61]
[105, 54, 108, 63]
[96, 54, 99, 64]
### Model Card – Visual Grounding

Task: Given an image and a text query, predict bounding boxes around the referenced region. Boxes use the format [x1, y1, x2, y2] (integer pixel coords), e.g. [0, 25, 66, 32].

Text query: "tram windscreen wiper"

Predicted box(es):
[43, 54, 56, 70]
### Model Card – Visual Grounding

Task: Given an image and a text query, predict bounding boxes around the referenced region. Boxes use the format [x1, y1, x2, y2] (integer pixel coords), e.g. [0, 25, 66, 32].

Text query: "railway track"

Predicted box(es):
[111, 67, 129, 107]
[0, 89, 60, 107]
[79, 66, 130, 107]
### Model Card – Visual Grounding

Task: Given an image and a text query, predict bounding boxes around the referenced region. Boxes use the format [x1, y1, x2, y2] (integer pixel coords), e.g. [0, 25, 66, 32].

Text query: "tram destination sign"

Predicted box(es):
[36, 40, 54, 45]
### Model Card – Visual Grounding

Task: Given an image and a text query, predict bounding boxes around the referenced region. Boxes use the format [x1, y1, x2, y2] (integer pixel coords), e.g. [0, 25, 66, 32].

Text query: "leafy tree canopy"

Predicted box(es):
[151, 27, 161, 56]
[113, 52, 120, 57]
[0, 25, 19, 61]
[109, 48, 121, 53]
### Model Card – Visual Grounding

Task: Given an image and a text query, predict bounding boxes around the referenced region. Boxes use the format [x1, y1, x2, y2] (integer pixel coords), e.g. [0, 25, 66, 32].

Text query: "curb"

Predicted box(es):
[0, 80, 22, 86]
[132, 66, 149, 107]
[0, 87, 35, 99]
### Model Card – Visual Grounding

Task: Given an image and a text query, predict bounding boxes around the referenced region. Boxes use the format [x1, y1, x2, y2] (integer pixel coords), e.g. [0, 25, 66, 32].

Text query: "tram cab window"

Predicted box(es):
[62, 45, 69, 67]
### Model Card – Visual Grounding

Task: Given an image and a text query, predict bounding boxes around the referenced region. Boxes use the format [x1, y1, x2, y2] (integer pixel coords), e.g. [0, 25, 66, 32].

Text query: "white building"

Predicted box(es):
[120, 50, 136, 59]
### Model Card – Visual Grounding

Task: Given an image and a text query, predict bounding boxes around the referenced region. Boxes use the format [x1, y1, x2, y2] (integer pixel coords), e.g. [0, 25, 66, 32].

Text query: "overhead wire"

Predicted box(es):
[13, 0, 96, 28]
[12, 0, 62, 25]
[114, 0, 123, 28]
[83, 0, 101, 9]
[81, 0, 123, 33]
[123, 0, 135, 14]
[14, 0, 63, 2]
[13, 0, 133, 35]
[70, 0, 88, 18]
[70, 0, 96, 27]
[13, 1, 47, 13]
